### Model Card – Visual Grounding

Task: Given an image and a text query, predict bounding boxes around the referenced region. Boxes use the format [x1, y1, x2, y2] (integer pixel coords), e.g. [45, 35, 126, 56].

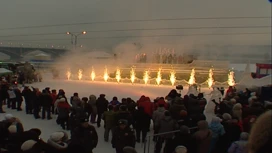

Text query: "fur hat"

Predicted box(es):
[5, 114, 14, 120]
[222, 113, 232, 121]
[21, 140, 37, 151]
[175, 146, 187, 153]
[59, 98, 66, 102]
[8, 125, 17, 133]
[123, 146, 137, 153]
[248, 110, 272, 153]
[240, 132, 249, 141]
[50, 132, 65, 143]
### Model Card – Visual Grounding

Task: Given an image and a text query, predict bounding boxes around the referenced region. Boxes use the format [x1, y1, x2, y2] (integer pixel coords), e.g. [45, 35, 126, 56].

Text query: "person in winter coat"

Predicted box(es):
[7, 86, 16, 109]
[138, 97, 154, 117]
[47, 131, 69, 153]
[88, 95, 97, 123]
[69, 102, 88, 134]
[193, 120, 212, 153]
[7, 128, 41, 153]
[70, 118, 98, 153]
[133, 107, 150, 143]
[20, 138, 56, 153]
[112, 119, 136, 153]
[154, 97, 168, 110]
[198, 93, 207, 114]
[209, 117, 225, 153]
[103, 105, 117, 142]
[232, 103, 243, 121]
[228, 132, 249, 153]
[152, 104, 166, 141]
[155, 111, 178, 153]
[22, 86, 33, 114]
[71, 94, 82, 109]
[164, 126, 194, 153]
[248, 110, 272, 153]
[96, 94, 109, 127]
[40, 89, 53, 120]
[110, 96, 121, 111]
[13, 87, 23, 111]
[56, 98, 71, 130]
[50, 89, 57, 114]
[116, 105, 132, 127]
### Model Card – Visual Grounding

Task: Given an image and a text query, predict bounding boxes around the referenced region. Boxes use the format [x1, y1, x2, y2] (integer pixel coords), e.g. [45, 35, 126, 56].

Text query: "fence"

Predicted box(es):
[143, 126, 198, 153]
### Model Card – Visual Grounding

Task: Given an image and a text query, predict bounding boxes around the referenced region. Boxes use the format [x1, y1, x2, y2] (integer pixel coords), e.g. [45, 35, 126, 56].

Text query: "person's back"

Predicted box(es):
[158, 111, 177, 139]
[103, 109, 116, 128]
[193, 120, 212, 153]
[152, 105, 165, 127]
[228, 132, 249, 153]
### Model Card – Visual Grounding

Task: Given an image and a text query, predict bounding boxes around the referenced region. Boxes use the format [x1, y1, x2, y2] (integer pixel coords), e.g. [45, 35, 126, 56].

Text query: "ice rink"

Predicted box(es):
[0, 76, 216, 153]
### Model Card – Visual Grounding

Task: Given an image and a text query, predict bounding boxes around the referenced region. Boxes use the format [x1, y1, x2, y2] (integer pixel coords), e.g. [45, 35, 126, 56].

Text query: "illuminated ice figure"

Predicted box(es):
[66, 69, 71, 80]
[156, 68, 162, 85]
[130, 67, 136, 84]
[188, 68, 196, 85]
[143, 70, 150, 85]
[103, 67, 109, 82]
[228, 70, 236, 86]
[116, 68, 121, 83]
[78, 69, 83, 80]
[170, 70, 176, 86]
[90, 67, 95, 81]
[207, 68, 214, 88]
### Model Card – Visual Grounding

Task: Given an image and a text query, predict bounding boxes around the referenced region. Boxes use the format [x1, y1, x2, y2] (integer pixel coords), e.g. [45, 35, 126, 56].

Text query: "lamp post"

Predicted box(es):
[66, 31, 87, 49]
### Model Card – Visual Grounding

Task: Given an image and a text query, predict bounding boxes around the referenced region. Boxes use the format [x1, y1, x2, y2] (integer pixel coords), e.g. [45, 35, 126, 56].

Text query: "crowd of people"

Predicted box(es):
[0, 79, 272, 153]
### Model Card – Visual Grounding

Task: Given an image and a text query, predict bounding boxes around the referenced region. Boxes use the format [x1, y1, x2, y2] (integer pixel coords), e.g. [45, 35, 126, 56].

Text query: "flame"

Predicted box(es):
[130, 67, 136, 84]
[188, 68, 196, 85]
[143, 70, 150, 85]
[228, 70, 236, 86]
[116, 68, 121, 83]
[78, 69, 83, 80]
[103, 67, 109, 82]
[170, 70, 176, 86]
[90, 67, 95, 81]
[66, 69, 71, 80]
[156, 68, 162, 85]
[207, 68, 214, 88]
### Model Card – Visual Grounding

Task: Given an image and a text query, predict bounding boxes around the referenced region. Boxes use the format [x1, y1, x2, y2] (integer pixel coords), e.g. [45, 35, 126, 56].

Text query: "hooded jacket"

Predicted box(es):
[152, 107, 165, 127]
[88, 95, 97, 114]
[158, 115, 178, 138]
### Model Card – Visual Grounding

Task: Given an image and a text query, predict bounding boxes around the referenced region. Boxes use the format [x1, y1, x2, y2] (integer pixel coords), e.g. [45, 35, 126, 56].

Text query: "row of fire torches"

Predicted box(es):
[66, 67, 236, 87]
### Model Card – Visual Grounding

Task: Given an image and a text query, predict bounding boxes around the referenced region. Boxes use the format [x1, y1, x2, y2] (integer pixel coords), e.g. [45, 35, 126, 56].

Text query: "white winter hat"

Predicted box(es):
[8, 125, 17, 133]
[59, 98, 66, 102]
[21, 140, 37, 151]
[175, 146, 187, 153]
[5, 114, 14, 120]
[50, 132, 65, 143]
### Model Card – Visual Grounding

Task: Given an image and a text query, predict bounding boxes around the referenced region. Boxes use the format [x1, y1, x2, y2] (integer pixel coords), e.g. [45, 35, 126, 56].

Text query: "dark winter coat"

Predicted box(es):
[193, 129, 213, 153]
[112, 126, 136, 150]
[158, 116, 178, 139]
[14, 88, 23, 102]
[40, 93, 53, 107]
[96, 97, 109, 114]
[70, 124, 98, 153]
[116, 111, 133, 126]
[22, 88, 32, 102]
[133, 109, 151, 130]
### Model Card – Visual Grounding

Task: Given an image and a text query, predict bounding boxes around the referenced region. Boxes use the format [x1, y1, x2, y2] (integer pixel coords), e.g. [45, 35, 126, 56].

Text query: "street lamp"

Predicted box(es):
[66, 31, 87, 49]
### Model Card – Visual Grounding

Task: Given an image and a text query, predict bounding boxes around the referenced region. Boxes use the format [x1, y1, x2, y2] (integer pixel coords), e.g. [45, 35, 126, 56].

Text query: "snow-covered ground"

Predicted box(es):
[0, 76, 216, 153]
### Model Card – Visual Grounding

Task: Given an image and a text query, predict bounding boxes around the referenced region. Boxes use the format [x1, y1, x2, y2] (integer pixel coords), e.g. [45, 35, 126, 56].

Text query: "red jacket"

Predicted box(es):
[58, 102, 71, 109]
[51, 93, 57, 104]
[138, 97, 154, 117]
[154, 99, 168, 110]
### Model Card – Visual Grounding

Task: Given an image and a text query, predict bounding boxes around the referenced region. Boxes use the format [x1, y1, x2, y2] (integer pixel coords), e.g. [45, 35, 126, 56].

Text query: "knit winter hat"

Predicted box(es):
[5, 114, 14, 120]
[123, 146, 137, 153]
[175, 146, 187, 153]
[50, 132, 65, 143]
[8, 124, 17, 133]
[240, 132, 249, 141]
[21, 140, 37, 151]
